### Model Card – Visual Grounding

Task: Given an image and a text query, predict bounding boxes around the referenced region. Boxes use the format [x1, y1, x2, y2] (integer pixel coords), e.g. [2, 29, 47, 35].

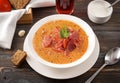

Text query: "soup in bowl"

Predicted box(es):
[27, 14, 96, 69]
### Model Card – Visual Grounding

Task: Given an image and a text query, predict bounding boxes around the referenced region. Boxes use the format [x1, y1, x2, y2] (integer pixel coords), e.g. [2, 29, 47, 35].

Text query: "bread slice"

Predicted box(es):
[9, 0, 30, 9]
[11, 50, 27, 67]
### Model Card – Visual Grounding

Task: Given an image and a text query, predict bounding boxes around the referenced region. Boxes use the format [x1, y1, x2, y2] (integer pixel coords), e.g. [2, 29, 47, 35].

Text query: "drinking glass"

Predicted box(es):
[56, 0, 75, 14]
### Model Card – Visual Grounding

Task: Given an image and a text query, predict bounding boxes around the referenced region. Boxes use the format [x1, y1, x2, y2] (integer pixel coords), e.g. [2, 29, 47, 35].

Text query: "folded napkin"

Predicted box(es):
[0, 0, 55, 49]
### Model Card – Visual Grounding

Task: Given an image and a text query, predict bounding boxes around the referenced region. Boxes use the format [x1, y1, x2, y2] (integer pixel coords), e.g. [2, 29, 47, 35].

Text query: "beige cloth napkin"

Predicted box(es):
[0, 0, 55, 49]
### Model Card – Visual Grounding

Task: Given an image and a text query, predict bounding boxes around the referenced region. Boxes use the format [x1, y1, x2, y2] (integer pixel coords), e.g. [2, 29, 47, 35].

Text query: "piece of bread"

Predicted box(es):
[9, 0, 30, 9]
[11, 50, 27, 67]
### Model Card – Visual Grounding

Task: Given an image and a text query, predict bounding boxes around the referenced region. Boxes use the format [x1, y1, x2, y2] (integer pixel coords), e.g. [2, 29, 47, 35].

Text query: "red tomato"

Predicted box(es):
[0, 0, 11, 12]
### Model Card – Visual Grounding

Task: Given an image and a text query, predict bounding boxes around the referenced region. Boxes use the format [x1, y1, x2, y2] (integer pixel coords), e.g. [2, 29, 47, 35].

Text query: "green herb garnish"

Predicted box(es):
[60, 26, 70, 38]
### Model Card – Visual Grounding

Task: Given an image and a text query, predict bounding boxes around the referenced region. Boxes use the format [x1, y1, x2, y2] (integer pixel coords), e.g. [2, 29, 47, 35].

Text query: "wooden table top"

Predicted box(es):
[0, 0, 120, 83]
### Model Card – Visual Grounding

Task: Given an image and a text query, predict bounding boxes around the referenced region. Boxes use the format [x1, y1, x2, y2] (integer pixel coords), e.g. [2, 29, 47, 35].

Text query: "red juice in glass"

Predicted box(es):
[56, 0, 75, 14]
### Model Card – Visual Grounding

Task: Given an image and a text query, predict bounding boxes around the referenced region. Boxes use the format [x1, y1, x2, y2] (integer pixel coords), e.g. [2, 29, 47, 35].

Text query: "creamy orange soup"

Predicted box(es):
[33, 20, 88, 64]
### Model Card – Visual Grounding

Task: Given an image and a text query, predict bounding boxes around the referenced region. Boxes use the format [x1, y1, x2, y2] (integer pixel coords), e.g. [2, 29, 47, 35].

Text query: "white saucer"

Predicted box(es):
[24, 36, 100, 79]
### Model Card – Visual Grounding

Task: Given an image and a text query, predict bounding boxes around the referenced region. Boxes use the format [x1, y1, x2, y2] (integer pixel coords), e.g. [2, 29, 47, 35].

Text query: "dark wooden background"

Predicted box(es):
[0, 0, 120, 83]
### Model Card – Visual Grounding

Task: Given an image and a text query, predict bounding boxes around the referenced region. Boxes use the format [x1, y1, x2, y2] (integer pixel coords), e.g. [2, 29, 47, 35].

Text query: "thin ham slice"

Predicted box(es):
[67, 39, 76, 52]
[65, 39, 76, 56]
[64, 31, 79, 56]
[63, 38, 69, 49]
[43, 35, 52, 47]
[69, 31, 79, 42]
[52, 40, 64, 52]
[42, 28, 80, 56]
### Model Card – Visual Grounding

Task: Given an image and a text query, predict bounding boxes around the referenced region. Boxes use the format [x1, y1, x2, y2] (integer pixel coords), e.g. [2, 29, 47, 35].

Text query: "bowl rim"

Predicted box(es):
[27, 14, 96, 69]
[88, 0, 113, 18]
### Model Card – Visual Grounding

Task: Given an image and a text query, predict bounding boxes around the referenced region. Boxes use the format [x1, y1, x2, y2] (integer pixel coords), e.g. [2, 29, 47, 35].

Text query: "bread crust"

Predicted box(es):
[9, 0, 30, 9]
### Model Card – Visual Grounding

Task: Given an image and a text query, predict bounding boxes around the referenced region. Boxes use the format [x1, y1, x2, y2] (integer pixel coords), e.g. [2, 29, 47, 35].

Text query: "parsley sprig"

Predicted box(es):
[60, 26, 70, 38]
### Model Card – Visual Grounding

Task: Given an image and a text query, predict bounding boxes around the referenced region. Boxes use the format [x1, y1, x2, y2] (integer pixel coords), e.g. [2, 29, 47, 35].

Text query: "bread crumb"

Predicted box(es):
[11, 50, 27, 67]
[18, 30, 25, 37]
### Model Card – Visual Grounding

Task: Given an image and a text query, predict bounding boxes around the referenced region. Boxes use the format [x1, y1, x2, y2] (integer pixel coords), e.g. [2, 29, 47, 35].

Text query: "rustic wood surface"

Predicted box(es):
[0, 0, 120, 83]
